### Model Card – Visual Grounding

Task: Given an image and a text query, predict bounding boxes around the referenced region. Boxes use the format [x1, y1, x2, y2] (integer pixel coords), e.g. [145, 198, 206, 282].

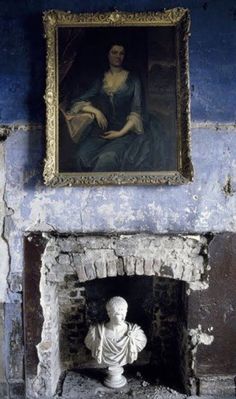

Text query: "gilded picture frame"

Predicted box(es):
[43, 8, 193, 186]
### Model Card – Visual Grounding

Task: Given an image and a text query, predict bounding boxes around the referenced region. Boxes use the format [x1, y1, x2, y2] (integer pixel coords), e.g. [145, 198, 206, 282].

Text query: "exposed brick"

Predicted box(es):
[69, 291, 78, 298]
[78, 252, 97, 281]
[124, 256, 135, 275]
[58, 238, 82, 252]
[153, 259, 161, 274]
[64, 275, 78, 282]
[160, 264, 174, 278]
[117, 257, 125, 275]
[57, 254, 70, 265]
[144, 258, 155, 276]
[73, 255, 87, 282]
[107, 260, 117, 277]
[94, 259, 107, 279]
[84, 263, 96, 280]
[135, 258, 144, 275]
[28, 233, 209, 398]
[9, 380, 25, 399]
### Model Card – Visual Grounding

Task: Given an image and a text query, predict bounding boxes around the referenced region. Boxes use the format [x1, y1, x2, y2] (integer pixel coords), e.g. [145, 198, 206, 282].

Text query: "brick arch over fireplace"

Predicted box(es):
[43, 234, 208, 285]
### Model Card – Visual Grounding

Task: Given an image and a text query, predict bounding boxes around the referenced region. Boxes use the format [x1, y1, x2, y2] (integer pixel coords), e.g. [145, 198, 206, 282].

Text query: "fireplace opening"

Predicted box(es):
[24, 233, 206, 398]
[59, 275, 188, 393]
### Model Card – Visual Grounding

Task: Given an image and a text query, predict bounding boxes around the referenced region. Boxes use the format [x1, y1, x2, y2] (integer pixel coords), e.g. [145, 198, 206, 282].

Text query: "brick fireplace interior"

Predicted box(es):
[84, 275, 188, 390]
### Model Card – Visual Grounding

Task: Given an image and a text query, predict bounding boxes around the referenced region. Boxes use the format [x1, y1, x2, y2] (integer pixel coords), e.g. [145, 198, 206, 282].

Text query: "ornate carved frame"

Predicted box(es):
[43, 9, 193, 186]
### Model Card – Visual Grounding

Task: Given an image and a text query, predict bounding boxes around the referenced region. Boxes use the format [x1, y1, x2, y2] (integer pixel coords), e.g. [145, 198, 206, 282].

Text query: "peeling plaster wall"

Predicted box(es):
[0, 144, 9, 302]
[4, 128, 236, 237]
[0, 0, 236, 397]
[2, 128, 236, 280]
[0, 0, 235, 284]
[0, 304, 7, 397]
[0, 143, 9, 395]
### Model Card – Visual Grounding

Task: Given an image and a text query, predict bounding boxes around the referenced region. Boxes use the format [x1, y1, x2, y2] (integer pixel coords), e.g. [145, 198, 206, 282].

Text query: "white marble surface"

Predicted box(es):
[85, 297, 147, 388]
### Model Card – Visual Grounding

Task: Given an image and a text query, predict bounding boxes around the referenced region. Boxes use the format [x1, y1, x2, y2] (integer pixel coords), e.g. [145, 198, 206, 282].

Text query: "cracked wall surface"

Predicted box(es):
[0, 0, 236, 397]
[0, 144, 9, 302]
[0, 143, 9, 396]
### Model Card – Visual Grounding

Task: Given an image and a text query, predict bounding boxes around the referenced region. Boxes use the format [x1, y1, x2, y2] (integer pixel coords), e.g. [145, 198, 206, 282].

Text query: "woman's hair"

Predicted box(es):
[107, 42, 125, 52]
[106, 296, 128, 313]
[105, 38, 129, 57]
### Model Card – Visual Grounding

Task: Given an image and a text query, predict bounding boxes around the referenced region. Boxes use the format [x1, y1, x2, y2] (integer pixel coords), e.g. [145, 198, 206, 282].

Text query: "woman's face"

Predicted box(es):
[108, 45, 125, 68]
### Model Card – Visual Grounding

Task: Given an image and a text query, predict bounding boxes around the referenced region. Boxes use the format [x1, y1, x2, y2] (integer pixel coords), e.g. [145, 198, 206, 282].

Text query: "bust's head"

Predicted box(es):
[106, 296, 128, 326]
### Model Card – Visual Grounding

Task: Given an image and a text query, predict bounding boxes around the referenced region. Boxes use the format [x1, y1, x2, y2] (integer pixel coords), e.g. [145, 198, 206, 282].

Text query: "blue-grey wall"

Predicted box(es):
[0, 1, 235, 396]
[1, 0, 236, 297]
[1, 1, 235, 261]
[0, 0, 236, 123]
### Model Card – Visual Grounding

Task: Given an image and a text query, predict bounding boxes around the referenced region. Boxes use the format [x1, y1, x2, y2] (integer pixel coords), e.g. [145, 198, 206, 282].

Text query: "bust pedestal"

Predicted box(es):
[104, 365, 127, 388]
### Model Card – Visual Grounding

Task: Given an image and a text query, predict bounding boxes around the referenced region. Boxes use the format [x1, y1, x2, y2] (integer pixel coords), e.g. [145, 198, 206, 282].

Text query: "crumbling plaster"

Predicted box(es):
[0, 0, 235, 287]
[2, 126, 235, 278]
[189, 325, 214, 374]
[42, 234, 209, 286]
[2, 123, 234, 395]
[0, 0, 235, 397]
[0, 144, 9, 302]
[0, 143, 8, 394]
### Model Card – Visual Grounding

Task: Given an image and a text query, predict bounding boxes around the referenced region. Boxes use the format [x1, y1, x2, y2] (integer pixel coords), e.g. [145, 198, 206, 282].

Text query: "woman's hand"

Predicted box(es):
[80, 104, 108, 129]
[102, 118, 136, 139]
[101, 130, 124, 140]
[94, 110, 108, 130]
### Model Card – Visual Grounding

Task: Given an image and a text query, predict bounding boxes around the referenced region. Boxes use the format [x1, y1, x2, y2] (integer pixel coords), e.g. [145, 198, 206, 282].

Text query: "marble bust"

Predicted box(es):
[85, 296, 147, 388]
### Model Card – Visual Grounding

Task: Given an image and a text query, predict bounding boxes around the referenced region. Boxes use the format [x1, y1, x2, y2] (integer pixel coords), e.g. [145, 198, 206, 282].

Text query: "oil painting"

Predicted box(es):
[44, 9, 193, 186]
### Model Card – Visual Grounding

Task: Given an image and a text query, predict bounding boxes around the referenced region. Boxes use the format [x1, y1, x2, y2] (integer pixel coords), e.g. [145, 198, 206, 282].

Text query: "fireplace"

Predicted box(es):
[24, 233, 209, 398]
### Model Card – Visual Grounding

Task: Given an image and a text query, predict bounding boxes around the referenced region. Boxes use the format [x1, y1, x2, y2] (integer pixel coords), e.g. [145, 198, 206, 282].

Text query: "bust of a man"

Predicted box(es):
[85, 296, 147, 388]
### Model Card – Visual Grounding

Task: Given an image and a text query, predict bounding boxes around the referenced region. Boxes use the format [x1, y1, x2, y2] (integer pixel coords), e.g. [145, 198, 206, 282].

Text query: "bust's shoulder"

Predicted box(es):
[87, 323, 104, 336]
[126, 322, 146, 336]
[126, 322, 139, 329]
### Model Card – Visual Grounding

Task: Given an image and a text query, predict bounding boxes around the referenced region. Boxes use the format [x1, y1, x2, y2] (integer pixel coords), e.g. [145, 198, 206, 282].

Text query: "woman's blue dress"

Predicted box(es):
[69, 72, 149, 172]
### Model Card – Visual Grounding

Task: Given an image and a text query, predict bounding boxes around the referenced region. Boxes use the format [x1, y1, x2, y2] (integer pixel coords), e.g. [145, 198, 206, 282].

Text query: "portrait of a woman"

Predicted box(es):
[65, 42, 149, 172]
[44, 11, 192, 186]
[57, 25, 179, 176]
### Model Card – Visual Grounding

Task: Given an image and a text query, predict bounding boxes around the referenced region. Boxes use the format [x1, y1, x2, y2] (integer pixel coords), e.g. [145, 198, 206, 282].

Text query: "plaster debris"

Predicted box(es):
[189, 325, 214, 373]
[189, 325, 214, 346]
[58, 370, 188, 399]
[188, 281, 209, 291]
